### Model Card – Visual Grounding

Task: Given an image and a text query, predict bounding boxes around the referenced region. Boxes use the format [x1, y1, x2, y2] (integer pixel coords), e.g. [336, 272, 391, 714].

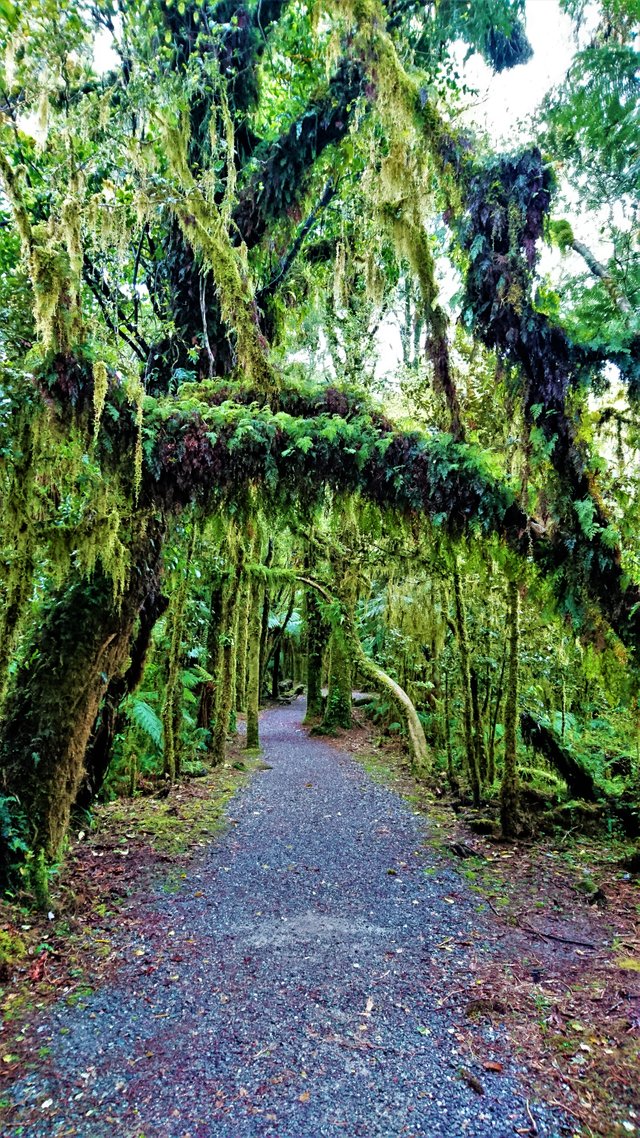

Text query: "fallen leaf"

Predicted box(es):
[29, 952, 48, 982]
[483, 1061, 503, 1072]
[299, 1091, 310, 1103]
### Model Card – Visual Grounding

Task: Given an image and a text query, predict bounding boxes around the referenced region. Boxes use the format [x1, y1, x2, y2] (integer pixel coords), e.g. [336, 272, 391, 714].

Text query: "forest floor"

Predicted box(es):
[0, 700, 637, 1137]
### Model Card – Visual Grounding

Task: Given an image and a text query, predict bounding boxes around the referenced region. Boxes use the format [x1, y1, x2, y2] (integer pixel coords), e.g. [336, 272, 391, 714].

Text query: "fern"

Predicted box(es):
[128, 698, 163, 750]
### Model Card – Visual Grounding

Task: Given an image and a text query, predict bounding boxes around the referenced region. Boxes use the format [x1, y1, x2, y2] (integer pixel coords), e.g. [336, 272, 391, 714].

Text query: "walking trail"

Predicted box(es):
[8, 701, 568, 1138]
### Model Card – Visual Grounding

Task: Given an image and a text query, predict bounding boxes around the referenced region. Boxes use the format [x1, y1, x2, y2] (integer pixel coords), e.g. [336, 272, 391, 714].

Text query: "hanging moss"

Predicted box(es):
[92, 361, 108, 437]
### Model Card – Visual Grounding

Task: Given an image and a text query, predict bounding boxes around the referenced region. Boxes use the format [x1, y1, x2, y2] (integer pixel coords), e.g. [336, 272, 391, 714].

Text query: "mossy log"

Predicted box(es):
[520, 712, 601, 802]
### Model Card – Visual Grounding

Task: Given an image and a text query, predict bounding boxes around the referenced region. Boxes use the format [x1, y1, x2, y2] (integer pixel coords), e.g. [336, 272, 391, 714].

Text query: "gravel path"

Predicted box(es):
[8, 702, 568, 1137]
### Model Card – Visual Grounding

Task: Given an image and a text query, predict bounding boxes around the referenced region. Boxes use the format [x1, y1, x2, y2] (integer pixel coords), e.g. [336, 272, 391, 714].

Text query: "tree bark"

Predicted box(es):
[470, 667, 489, 784]
[452, 565, 481, 806]
[322, 626, 353, 730]
[0, 566, 152, 898]
[500, 578, 521, 837]
[343, 612, 430, 773]
[75, 584, 168, 811]
[245, 559, 264, 750]
[210, 550, 243, 765]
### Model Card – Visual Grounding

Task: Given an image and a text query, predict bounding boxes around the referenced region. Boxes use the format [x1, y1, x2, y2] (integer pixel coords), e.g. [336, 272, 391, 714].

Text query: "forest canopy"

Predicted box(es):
[0, 0, 638, 904]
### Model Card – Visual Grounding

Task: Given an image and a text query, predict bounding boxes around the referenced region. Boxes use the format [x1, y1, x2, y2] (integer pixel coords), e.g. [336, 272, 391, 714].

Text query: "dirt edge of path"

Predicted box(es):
[316, 710, 640, 1138]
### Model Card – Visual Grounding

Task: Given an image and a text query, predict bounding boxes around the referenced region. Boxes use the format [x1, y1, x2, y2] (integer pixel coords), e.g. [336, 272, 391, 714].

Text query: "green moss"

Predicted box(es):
[0, 929, 27, 966]
[96, 758, 259, 857]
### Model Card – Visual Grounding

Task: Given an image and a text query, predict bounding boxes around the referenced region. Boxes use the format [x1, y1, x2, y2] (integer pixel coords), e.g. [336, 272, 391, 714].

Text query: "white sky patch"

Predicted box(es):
[93, 25, 120, 75]
[460, 0, 577, 144]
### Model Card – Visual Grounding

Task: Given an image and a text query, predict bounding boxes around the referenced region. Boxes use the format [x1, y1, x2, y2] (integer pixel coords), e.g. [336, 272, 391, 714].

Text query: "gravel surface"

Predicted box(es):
[8, 702, 570, 1137]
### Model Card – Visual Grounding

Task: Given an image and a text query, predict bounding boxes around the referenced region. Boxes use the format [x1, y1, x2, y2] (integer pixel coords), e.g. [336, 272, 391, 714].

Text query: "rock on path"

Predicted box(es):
[8, 701, 567, 1137]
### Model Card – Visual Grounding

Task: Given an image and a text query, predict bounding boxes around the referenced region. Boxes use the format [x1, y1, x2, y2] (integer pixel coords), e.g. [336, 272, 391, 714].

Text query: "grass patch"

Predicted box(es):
[94, 756, 260, 857]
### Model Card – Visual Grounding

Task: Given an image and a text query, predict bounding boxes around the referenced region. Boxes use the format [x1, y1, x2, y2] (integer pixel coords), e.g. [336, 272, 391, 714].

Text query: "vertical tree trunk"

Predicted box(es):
[488, 639, 507, 785]
[452, 565, 481, 807]
[258, 539, 274, 698]
[443, 669, 459, 794]
[271, 638, 282, 701]
[234, 572, 250, 713]
[322, 626, 352, 730]
[198, 578, 224, 731]
[210, 550, 243, 765]
[500, 578, 521, 837]
[470, 667, 489, 784]
[245, 556, 264, 751]
[304, 583, 326, 721]
[162, 525, 195, 782]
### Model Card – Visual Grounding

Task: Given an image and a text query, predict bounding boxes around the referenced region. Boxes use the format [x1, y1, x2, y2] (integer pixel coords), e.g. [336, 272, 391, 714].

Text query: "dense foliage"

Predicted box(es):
[0, 0, 638, 903]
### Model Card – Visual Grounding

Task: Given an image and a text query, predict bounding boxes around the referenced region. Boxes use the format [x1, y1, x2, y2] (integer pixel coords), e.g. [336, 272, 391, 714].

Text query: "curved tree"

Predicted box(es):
[0, 0, 638, 890]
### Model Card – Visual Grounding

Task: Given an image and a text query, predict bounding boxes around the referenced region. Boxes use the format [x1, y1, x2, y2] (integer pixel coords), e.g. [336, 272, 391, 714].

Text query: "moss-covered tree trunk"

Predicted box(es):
[210, 549, 243, 765]
[500, 578, 521, 836]
[198, 578, 224, 731]
[162, 524, 195, 782]
[452, 565, 481, 807]
[245, 563, 264, 751]
[304, 583, 327, 722]
[0, 566, 153, 901]
[322, 626, 353, 730]
[76, 585, 168, 811]
[342, 610, 430, 772]
[258, 539, 273, 699]
[470, 668, 489, 784]
[234, 572, 250, 713]
[443, 669, 459, 793]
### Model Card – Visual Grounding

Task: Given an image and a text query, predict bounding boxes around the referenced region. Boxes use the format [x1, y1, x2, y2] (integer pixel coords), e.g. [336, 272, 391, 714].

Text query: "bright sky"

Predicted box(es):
[461, 0, 577, 144]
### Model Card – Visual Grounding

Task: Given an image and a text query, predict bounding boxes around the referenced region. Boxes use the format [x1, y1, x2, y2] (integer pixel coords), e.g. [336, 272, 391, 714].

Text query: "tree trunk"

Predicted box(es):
[198, 577, 225, 731]
[258, 539, 273, 697]
[162, 525, 195, 782]
[343, 612, 430, 773]
[305, 583, 327, 721]
[234, 572, 250, 713]
[75, 585, 168, 811]
[0, 566, 152, 900]
[452, 565, 481, 807]
[245, 567, 264, 750]
[470, 667, 489, 784]
[488, 639, 507, 785]
[210, 552, 243, 765]
[271, 638, 281, 700]
[443, 669, 459, 794]
[322, 626, 352, 730]
[500, 578, 521, 837]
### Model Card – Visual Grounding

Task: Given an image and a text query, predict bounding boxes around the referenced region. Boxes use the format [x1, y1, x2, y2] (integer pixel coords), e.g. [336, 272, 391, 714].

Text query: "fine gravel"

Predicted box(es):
[8, 701, 570, 1138]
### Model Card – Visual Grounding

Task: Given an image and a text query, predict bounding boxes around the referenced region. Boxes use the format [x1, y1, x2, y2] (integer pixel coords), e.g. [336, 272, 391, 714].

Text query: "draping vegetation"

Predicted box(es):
[0, 0, 638, 907]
